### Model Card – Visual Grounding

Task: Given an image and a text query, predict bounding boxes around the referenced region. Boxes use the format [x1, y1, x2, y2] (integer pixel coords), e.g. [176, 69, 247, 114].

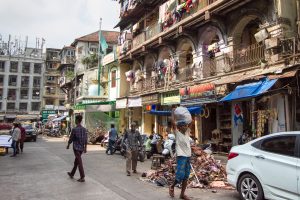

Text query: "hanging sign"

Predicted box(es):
[141, 93, 159, 105]
[161, 91, 180, 105]
[116, 98, 128, 109]
[128, 97, 142, 108]
[180, 83, 217, 105]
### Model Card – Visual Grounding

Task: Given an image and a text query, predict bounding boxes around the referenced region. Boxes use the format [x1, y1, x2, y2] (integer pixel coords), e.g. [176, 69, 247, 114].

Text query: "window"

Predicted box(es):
[47, 76, 56, 82]
[0, 89, 3, 99]
[10, 61, 18, 72]
[0, 75, 4, 86]
[46, 87, 56, 95]
[0, 102, 2, 110]
[20, 89, 28, 99]
[9, 75, 17, 86]
[34, 63, 42, 74]
[22, 62, 30, 73]
[19, 103, 27, 111]
[32, 89, 40, 99]
[260, 136, 296, 157]
[59, 100, 65, 106]
[89, 47, 98, 54]
[7, 89, 16, 100]
[31, 102, 40, 111]
[45, 99, 54, 105]
[78, 46, 83, 54]
[33, 77, 41, 87]
[7, 103, 15, 111]
[111, 70, 116, 88]
[0, 61, 5, 72]
[21, 76, 30, 87]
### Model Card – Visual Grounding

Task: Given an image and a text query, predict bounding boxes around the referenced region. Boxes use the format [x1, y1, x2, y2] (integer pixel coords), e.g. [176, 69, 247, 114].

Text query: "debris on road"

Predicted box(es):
[143, 146, 234, 189]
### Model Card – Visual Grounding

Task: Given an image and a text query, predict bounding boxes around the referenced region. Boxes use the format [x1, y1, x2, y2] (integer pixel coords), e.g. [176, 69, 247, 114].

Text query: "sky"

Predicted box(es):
[0, 0, 120, 48]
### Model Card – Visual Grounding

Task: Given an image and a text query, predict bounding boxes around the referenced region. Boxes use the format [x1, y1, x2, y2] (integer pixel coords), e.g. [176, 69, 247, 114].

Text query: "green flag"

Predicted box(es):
[99, 32, 108, 53]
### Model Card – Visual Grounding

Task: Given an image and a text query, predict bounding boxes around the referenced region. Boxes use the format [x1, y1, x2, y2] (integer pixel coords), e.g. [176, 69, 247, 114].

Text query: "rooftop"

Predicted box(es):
[72, 31, 120, 46]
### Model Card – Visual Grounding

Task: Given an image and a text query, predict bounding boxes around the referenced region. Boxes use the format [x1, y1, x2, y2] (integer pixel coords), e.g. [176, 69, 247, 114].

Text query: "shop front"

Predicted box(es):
[141, 93, 160, 135]
[128, 97, 142, 131]
[180, 83, 220, 144]
[221, 78, 280, 148]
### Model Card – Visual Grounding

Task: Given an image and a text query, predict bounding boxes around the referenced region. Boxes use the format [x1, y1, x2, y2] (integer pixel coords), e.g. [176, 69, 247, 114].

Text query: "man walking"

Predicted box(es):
[169, 107, 192, 200]
[8, 122, 21, 157]
[66, 115, 87, 182]
[106, 124, 118, 155]
[123, 122, 142, 176]
[18, 123, 26, 153]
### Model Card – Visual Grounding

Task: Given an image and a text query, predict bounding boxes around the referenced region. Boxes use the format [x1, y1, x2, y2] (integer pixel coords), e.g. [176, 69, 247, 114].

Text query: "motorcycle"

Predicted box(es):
[162, 133, 176, 158]
[47, 128, 61, 137]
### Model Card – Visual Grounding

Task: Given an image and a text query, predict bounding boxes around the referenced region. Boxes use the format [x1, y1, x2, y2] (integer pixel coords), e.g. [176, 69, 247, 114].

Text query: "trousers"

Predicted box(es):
[70, 150, 85, 179]
[126, 150, 138, 172]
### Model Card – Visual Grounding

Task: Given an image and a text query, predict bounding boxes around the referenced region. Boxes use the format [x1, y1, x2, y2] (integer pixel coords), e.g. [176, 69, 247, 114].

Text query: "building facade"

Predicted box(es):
[43, 48, 65, 113]
[116, 0, 300, 152]
[0, 47, 45, 121]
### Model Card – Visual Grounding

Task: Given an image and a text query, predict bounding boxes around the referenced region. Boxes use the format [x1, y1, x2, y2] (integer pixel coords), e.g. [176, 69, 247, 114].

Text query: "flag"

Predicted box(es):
[99, 32, 108, 54]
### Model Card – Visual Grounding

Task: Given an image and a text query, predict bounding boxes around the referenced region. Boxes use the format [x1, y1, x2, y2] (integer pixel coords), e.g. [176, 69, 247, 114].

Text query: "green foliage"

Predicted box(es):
[82, 53, 98, 69]
[66, 70, 75, 80]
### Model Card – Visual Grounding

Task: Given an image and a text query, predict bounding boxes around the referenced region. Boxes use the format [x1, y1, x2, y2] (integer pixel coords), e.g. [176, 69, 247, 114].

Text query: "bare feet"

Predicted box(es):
[180, 194, 191, 200]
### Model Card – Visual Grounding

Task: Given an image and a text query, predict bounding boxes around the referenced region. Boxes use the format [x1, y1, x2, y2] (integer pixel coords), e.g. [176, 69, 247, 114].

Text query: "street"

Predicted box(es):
[0, 136, 239, 200]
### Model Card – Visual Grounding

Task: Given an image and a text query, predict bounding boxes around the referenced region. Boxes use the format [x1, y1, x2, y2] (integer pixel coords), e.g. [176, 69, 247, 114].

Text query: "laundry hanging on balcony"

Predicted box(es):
[220, 78, 278, 102]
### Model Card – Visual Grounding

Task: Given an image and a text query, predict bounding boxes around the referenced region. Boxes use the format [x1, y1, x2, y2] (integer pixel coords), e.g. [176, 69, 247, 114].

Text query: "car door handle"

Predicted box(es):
[255, 155, 265, 159]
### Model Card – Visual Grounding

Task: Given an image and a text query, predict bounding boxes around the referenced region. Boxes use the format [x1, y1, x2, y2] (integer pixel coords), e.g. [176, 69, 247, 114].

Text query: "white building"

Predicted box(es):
[0, 47, 45, 122]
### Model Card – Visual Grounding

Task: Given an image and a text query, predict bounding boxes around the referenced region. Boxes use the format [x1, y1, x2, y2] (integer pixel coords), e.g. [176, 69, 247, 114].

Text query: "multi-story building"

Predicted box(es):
[116, 0, 300, 152]
[43, 48, 65, 113]
[58, 46, 76, 106]
[0, 45, 45, 122]
[70, 31, 119, 129]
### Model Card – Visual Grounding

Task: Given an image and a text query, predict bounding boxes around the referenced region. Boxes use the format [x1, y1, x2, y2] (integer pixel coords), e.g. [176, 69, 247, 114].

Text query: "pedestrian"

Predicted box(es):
[66, 115, 87, 182]
[18, 123, 26, 153]
[169, 107, 192, 200]
[106, 124, 118, 155]
[8, 122, 21, 157]
[123, 122, 142, 176]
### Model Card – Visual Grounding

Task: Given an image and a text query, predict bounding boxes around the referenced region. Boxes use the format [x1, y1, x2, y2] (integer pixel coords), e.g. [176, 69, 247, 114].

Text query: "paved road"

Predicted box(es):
[0, 136, 239, 200]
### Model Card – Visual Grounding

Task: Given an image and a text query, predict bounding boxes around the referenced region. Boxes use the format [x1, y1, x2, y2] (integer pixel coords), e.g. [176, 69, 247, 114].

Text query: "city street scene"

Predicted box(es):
[0, 0, 300, 200]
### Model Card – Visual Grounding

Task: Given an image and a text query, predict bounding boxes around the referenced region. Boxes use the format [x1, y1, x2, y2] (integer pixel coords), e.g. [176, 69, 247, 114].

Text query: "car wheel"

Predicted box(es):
[238, 173, 264, 200]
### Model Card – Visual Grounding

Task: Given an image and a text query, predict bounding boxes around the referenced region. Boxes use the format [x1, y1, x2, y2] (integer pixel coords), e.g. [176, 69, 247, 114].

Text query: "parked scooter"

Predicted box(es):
[162, 133, 176, 158]
[47, 128, 61, 137]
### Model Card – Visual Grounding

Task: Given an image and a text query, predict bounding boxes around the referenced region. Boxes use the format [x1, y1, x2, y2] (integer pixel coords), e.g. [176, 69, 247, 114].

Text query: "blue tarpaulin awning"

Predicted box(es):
[148, 106, 203, 116]
[220, 79, 277, 102]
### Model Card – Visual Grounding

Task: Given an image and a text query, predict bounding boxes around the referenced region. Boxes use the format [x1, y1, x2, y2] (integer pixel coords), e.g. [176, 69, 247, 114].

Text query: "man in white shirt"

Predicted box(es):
[169, 107, 192, 200]
[8, 122, 21, 157]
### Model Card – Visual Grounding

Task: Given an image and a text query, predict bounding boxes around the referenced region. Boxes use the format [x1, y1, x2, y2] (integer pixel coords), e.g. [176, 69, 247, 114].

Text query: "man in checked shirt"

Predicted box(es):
[66, 115, 87, 182]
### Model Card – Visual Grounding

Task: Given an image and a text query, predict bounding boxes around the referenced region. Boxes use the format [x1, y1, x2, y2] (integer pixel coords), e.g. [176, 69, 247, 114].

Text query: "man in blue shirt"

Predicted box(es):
[106, 124, 118, 155]
[66, 115, 87, 182]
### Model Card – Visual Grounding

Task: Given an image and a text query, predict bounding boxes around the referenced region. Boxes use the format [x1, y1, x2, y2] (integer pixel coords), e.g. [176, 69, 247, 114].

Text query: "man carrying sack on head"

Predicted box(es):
[123, 122, 142, 176]
[169, 107, 192, 200]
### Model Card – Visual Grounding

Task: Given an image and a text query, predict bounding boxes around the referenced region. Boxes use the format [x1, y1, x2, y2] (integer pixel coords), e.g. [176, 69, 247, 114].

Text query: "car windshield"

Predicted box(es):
[22, 125, 33, 129]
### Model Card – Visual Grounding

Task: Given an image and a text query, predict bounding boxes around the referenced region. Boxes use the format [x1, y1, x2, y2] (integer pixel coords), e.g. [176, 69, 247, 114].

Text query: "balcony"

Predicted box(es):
[61, 56, 75, 65]
[132, 32, 146, 49]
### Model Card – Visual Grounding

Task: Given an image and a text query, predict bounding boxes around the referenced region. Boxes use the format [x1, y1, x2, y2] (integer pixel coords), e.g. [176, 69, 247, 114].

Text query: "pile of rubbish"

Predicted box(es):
[143, 146, 232, 189]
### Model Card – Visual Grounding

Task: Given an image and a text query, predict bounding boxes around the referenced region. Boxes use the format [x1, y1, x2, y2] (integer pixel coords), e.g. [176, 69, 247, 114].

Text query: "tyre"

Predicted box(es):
[237, 173, 264, 200]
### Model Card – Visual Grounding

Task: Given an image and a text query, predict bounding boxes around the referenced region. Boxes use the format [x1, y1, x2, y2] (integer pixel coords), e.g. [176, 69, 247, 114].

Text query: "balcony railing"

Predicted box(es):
[146, 25, 161, 41]
[132, 32, 145, 49]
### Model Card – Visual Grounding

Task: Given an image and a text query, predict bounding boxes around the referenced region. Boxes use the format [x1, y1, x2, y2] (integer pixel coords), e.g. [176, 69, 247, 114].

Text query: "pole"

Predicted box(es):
[98, 18, 103, 96]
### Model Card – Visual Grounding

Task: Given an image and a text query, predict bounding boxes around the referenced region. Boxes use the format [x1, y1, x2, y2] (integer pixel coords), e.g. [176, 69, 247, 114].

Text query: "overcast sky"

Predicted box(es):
[0, 0, 120, 48]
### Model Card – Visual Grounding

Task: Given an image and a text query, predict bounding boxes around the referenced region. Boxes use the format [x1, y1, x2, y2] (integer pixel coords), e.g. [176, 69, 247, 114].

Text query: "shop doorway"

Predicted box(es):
[201, 107, 217, 143]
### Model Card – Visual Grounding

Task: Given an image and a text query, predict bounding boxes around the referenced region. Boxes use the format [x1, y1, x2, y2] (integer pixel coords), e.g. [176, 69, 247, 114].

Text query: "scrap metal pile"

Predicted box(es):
[144, 146, 232, 189]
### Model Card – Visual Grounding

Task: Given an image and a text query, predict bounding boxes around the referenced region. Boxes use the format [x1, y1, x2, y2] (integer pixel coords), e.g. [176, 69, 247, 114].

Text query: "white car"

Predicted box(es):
[226, 132, 300, 200]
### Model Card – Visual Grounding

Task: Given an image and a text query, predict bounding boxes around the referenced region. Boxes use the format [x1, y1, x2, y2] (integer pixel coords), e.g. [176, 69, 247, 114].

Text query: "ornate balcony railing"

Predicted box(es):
[146, 24, 161, 41]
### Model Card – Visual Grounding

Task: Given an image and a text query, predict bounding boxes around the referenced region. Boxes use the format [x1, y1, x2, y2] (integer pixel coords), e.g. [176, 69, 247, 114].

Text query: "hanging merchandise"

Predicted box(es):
[125, 70, 135, 82]
[234, 104, 244, 126]
[256, 110, 268, 137]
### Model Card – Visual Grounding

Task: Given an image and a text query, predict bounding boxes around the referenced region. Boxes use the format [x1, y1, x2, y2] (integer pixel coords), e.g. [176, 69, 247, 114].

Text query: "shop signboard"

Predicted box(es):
[86, 104, 114, 112]
[41, 110, 57, 122]
[141, 93, 159, 105]
[161, 91, 180, 105]
[116, 98, 127, 109]
[128, 97, 142, 108]
[102, 52, 115, 66]
[180, 83, 218, 105]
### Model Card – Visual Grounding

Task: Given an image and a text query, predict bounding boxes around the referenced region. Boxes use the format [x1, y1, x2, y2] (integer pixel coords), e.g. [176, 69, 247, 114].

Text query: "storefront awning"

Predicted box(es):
[221, 79, 277, 102]
[52, 115, 67, 122]
[149, 106, 203, 116]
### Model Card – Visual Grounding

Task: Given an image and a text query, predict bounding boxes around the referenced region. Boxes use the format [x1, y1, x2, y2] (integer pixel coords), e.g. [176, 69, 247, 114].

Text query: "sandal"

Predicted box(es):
[180, 194, 191, 200]
[169, 186, 174, 198]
